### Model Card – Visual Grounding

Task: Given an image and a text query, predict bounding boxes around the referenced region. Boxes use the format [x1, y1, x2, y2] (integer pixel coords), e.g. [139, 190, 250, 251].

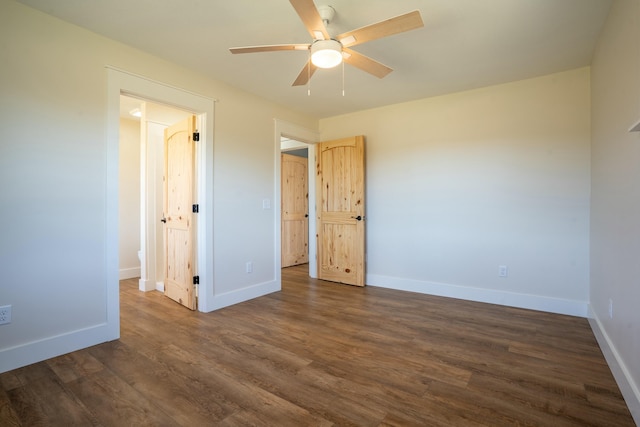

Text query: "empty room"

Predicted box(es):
[1, 0, 639, 425]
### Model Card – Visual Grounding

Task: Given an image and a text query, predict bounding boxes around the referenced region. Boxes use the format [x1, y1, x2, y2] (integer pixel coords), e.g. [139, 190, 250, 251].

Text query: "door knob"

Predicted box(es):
[352, 215, 363, 221]
[305, 214, 309, 218]
[161, 217, 167, 223]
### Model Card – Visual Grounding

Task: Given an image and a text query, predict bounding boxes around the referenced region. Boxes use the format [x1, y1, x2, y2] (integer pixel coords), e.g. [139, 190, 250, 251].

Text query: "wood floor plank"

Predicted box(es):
[46, 351, 106, 384]
[426, 379, 580, 427]
[5, 363, 100, 426]
[0, 371, 23, 392]
[466, 371, 633, 427]
[0, 387, 21, 427]
[65, 365, 182, 426]
[0, 265, 634, 426]
[88, 341, 230, 425]
[157, 344, 333, 426]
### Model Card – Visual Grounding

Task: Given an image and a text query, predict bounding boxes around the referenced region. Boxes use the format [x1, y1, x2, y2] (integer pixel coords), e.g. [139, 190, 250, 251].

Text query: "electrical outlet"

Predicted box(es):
[0, 305, 11, 325]
[498, 265, 508, 277]
[246, 261, 253, 273]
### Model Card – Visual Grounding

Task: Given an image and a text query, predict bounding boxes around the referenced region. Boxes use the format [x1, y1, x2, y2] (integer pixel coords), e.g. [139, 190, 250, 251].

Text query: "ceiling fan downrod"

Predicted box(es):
[317, 5, 336, 28]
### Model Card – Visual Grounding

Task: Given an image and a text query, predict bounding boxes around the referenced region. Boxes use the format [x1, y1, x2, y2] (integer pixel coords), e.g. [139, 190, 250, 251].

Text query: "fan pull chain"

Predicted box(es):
[342, 60, 345, 96]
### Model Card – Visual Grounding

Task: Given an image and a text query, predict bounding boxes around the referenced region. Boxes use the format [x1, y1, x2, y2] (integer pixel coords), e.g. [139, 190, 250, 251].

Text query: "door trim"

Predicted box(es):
[274, 119, 319, 284]
[107, 66, 215, 327]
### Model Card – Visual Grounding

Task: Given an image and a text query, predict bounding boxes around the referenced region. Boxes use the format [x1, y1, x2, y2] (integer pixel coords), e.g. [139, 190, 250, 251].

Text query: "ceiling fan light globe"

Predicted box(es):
[312, 50, 342, 68]
[311, 40, 343, 69]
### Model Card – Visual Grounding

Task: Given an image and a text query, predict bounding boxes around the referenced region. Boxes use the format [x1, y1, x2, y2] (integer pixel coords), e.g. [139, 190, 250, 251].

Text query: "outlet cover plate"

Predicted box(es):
[498, 265, 508, 277]
[0, 305, 11, 325]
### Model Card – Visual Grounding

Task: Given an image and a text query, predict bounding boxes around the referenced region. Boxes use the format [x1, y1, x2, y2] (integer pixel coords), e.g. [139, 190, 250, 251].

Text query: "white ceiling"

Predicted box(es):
[17, 0, 612, 119]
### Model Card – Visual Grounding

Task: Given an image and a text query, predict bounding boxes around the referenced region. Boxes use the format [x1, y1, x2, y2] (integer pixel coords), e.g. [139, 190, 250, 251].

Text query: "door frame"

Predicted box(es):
[274, 120, 319, 283]
[107, 67, 215, 339]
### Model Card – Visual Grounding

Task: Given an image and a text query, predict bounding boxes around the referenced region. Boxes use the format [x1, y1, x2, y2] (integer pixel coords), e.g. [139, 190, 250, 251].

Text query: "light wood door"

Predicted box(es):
[281, 153, 309, 267]
[163, 115, 197, 310]
[316, 136, 365, 286]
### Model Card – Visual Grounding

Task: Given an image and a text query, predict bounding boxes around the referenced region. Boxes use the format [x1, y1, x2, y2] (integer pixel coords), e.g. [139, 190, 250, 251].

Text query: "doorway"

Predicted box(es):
[280, 138, 315, 278]
[276, 131, 367, 288]
[119, 95, 194, 299]
[107, 67, 215, 338]
[274, 120, 319, 284]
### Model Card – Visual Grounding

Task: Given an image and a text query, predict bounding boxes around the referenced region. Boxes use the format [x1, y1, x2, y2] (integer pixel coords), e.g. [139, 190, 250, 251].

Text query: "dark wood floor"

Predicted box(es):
[0, 264, 634, 426]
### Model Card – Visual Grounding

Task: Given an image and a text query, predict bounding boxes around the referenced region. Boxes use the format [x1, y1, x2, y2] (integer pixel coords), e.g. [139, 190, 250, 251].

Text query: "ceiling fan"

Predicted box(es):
[229, 0, 424, 86]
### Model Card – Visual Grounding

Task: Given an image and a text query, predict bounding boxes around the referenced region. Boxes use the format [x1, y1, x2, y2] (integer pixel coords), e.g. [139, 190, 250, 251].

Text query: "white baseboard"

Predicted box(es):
[156, 282, 164, 292]
[203, 280, 280, 312]
[366, 274, 588, 317]
[138, 278, 155, 292]
[119, 267, 140, 280]
[0, 323, 117, 374]
[588, 306, 640, 425]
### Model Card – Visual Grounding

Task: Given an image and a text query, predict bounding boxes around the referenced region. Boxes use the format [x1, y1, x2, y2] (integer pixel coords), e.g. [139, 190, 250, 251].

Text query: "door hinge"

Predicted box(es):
[193, 276, 199, 285]
[193, 132, 200, 141]
[192, 204, 199, 213]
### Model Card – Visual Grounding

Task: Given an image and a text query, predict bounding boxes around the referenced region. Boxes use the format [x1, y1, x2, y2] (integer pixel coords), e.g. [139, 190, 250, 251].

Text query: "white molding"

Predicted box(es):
[156, 282, 165, 292]
[0, 323, 111, 374]
[207, 280, 280, 311]
[367, 274, 588, 317]
[138, 278, 155, 292]
[119, 267, 141, 280]
[107, 66, 215, 314]
[588, 306, 640, 425]
[139, 111, 158, 299]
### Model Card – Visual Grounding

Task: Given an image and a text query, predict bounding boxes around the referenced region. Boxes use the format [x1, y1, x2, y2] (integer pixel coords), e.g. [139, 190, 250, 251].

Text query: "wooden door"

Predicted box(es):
[316, 136, 365, 286]
[163, 115, 197, 310]
[281, 153, 309, 267]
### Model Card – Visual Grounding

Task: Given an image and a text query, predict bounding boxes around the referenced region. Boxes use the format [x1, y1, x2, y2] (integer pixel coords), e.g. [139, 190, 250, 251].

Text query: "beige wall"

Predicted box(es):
[590, 0, 640, 421]
[320, 68, 591, 315]
[119, 118, 141, 279]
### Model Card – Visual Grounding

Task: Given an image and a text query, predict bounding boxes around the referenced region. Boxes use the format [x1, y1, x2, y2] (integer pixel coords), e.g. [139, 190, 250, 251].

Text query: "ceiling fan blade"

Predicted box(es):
[289, 0, 330, 41]
[342, 48, 393, 79]
[229, 44, 310, 54]
[337, 10, 424, 48]
[292, 60, 318, 86]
